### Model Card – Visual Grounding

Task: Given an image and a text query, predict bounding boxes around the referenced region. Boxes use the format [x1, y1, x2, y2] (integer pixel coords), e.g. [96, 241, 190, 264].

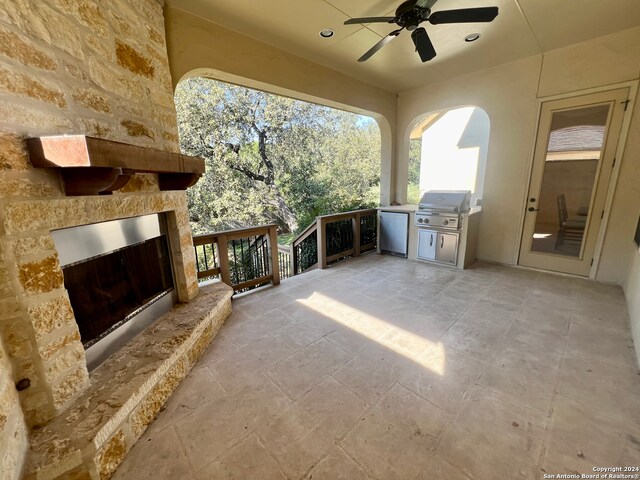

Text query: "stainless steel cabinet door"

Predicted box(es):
[379, 212, 408, 256]
[417, 229, 437, 260]
[436, 233, 458, 265]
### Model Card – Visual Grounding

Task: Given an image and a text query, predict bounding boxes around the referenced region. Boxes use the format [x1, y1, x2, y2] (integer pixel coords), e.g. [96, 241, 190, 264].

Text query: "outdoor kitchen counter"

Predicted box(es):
[377, 205, 482, 269]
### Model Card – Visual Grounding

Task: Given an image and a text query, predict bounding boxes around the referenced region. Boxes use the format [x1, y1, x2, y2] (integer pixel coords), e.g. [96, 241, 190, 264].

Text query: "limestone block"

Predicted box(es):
[0, 403, 28, 480]
[18, 255, 64, 296]
[63, 62, 88, 82]
[115, 40, 154, 79]
[97, 430, 126, 480]
[186, 322, 214, 366]
[44, 343, 85, 382]
[78, 118, 113, 139]
[161, 130, 178, 144]
[146, 25, 164, 47]
[0, 297, 21, 320]
[72, 87, 112, 114]
[0, 102, 74, 134]
[0, 66, 66, 108]
[76, 2, 110, 37]
[0, 171, 62, 198]
[39, 330, 82, 362]
[0, 26, 57, 71]
[89, 57, 144, 101]
[0, 132, 30, 170]
[129, 357, 188, 438]
[31, 3, 85, 60]
[27, 295, 76, 341]
[0, 318, 33, 360]
[51, 365, 89, 409]
[4, 199, 89, 234]
[0, 262, 13, 297]
[9, 234, 56, 259]
[120, 119, 155, 139]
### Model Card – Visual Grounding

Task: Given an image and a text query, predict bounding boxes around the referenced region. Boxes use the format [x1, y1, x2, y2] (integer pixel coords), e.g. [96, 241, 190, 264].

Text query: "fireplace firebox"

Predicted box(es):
[52, 214, 178, 370]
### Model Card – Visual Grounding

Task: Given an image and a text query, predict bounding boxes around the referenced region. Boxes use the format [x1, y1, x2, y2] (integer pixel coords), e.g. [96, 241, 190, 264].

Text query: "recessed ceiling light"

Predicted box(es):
[464, 33, 481, 42]
[319, 28, 335, 38]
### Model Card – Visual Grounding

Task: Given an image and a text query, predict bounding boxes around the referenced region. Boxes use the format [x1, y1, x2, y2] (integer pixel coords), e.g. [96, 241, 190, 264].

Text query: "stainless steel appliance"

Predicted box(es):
[415, 190, 471, 230]
[415, 190, 471, 265]
[379, 211, 409, 257]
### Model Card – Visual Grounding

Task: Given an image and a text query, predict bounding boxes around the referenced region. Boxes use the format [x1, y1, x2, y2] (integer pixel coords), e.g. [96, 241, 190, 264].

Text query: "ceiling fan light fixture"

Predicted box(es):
[464, 33, 481, 42]
[319, 28, 335, 38]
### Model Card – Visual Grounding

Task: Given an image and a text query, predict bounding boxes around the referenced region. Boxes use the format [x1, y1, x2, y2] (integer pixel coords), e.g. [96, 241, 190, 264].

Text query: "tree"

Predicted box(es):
[175, 77, 381, 235]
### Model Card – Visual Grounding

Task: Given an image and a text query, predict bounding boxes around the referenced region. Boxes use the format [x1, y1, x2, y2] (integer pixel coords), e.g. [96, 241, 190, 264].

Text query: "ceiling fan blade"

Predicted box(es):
[358, 28, 403, 62]
[411, 27, 437, 62]
[428, 6, 499, 24]
[344, 16, 396, 25]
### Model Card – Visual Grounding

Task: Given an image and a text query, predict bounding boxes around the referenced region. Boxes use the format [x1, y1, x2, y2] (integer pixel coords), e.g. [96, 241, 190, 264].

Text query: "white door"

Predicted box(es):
[417, 229, 437, 260]
[518, 88, 629, 276]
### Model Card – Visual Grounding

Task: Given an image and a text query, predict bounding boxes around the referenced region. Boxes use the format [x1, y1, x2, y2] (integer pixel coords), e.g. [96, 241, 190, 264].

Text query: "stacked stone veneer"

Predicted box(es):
[0, 1, 209, 478]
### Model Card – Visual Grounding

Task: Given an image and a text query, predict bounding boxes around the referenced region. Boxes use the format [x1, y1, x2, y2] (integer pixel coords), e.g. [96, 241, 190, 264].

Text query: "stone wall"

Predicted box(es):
[0, 1, 196, 478]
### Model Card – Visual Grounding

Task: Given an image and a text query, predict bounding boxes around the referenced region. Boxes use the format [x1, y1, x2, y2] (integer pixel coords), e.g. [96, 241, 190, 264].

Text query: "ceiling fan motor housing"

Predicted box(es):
[395, 0, 430, 30]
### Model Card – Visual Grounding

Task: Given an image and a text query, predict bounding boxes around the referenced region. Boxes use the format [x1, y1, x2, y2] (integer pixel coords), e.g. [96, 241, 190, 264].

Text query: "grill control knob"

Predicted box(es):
[443, 220, 449, 226]
[418, 218, 423, 223]
[424, 218, 429, 224]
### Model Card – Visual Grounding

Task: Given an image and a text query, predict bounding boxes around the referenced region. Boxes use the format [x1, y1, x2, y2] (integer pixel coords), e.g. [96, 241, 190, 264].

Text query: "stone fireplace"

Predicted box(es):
[0, 1, 237, 478]
[1, 173, 233, 479]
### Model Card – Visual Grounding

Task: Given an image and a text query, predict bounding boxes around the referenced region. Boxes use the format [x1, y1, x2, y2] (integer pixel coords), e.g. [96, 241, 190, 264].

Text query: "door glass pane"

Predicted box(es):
[530, 104, 610, 257]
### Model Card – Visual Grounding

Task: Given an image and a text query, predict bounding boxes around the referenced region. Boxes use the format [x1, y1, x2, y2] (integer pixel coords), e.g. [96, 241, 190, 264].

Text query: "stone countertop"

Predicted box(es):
[377, 204, 417, 213]
[377, 205, 482, 216]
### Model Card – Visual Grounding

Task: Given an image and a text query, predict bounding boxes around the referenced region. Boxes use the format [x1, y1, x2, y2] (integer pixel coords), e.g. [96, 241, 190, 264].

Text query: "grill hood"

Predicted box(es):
[418, 190, 471, 213]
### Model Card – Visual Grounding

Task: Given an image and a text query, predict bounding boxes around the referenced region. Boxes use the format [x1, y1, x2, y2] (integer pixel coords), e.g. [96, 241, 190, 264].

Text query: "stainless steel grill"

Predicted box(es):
[415, 190, 471, 230]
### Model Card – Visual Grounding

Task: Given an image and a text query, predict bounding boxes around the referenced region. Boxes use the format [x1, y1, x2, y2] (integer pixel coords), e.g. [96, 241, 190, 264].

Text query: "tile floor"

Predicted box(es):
[114, 255, 640, 480]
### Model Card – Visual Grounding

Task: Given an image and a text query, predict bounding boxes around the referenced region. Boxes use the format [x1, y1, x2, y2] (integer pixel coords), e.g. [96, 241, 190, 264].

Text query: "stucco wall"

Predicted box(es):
[163, 5, 398, 206]
[625, 250, 640, 368]
[397, 26, 640, 279]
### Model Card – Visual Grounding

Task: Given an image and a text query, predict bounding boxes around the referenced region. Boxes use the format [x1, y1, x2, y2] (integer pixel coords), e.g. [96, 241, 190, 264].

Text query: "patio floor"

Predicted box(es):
[113, 254, 640, 480]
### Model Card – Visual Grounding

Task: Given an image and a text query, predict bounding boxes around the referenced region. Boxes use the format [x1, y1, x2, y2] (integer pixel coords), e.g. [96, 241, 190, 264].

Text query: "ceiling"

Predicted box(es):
[165, 0, 640, 92]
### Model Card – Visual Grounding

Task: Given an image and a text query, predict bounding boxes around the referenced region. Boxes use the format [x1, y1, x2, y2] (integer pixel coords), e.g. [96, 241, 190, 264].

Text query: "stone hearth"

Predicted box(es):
[24, 282, 232, 480]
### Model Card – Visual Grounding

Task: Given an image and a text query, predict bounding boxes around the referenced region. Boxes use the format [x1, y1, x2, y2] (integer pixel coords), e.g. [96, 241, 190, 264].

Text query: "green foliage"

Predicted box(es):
[175, 77, 381, 235]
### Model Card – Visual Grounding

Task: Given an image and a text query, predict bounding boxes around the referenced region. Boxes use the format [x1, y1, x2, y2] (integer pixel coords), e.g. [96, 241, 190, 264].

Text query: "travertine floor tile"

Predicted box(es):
[267, 338, 353, 399]
[194, 435, 286, 480]
[113, 426, 194, 480]
[341, 384, 444, 480]
[302, 447, 372, 480]
[258, 377, 367, 479]
[113, 257, 640, 480]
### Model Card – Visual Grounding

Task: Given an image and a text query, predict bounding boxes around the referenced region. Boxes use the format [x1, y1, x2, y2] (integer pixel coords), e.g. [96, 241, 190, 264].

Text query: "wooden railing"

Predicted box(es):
[317, 209, 378, 268]
[287, 208, 378, 275]
[192, 224, 280, 292]
[277, 244, 293, 280]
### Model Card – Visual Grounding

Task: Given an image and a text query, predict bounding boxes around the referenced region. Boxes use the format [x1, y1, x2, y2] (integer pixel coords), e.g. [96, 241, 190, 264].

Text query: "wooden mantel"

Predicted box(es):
[27, 135, 206, 195]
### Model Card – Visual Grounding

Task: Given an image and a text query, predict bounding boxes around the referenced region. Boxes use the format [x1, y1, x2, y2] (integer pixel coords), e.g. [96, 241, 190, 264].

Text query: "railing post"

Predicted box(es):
[353, 212, 361, 258]
[317, 216, 327, 269]
[217, 234, 231, 286]
[289, 244, 295, 277]
[268, 225, 280, 285]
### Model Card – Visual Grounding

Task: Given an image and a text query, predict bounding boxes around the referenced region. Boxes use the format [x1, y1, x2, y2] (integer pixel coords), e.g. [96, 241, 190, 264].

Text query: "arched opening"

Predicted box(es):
[407, 106, 490, 206]
[174, 76, 382, 237]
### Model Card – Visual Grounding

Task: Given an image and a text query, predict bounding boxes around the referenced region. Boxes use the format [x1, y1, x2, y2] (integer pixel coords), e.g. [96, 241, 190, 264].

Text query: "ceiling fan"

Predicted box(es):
[344, 0, 499, 62]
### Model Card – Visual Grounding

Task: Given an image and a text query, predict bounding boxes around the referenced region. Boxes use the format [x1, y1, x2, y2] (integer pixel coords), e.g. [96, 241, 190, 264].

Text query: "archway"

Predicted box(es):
[406, 106, 490, 207]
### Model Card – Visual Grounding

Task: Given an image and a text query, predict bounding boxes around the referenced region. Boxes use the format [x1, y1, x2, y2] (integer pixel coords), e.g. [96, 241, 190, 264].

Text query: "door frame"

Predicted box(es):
[515, 80, 639, 279]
